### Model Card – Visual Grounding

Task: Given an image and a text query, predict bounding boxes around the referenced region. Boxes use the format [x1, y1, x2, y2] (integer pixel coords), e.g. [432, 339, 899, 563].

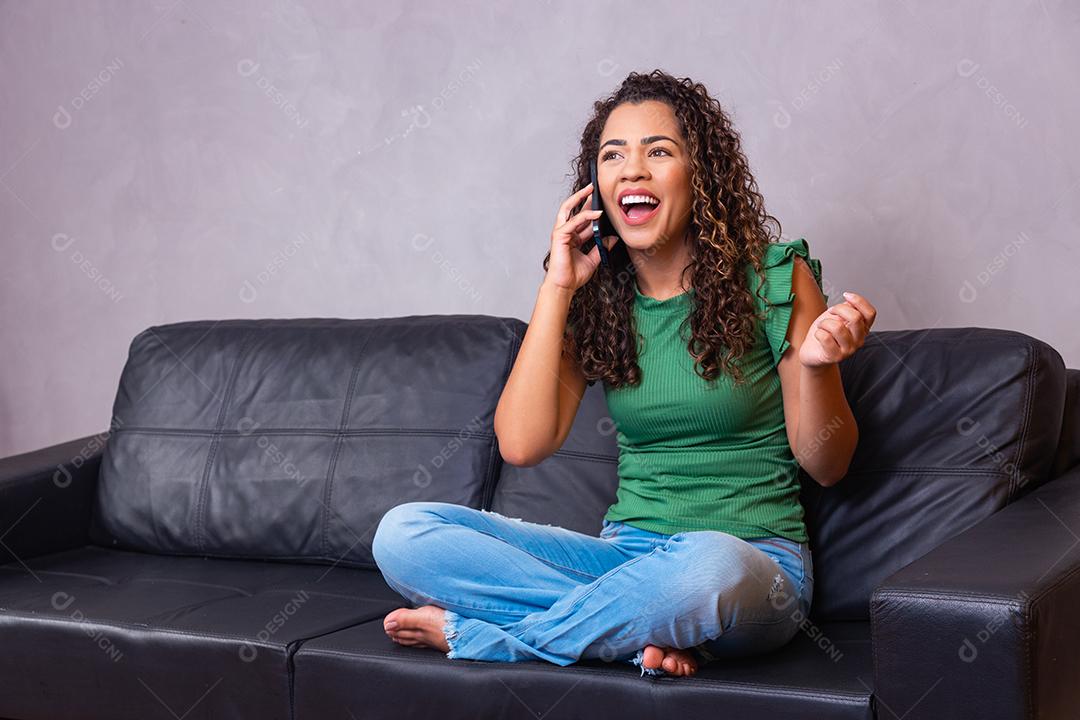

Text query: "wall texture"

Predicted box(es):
[1, 0, 1077, 458]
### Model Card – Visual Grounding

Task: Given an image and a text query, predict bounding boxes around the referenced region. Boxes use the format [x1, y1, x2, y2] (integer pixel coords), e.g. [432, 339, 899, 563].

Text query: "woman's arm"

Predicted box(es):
[494, 280, 588, 467]
[776, 257, 871, 487]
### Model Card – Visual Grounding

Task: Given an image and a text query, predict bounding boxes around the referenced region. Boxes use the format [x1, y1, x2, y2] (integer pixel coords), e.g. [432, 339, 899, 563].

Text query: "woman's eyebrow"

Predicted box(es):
[600, 135, 679, 149]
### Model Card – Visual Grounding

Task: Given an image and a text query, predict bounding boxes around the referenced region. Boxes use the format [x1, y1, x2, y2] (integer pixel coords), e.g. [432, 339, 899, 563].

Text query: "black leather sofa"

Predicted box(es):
[1, 315, 1078, 720]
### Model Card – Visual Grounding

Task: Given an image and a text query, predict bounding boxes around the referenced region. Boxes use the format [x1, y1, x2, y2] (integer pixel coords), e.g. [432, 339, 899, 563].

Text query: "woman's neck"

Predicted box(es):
[628, 234, 693, 301]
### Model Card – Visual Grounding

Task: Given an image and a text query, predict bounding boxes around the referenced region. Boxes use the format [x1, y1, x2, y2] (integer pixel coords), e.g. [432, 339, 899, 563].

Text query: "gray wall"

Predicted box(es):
[2, 0, 1077, 458]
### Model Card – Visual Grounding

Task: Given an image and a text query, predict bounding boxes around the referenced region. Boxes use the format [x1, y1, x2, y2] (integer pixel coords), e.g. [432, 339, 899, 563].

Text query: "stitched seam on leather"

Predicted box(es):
[1023, 599, 1035, 720]
[292, 646, 874, 701]
[109, 427, 494, 438]
[874, 589, 1024, 606]
[549, 449, 619, 463]
[194, 329, 256, 554]
[869, 594, 882, 708]
[319, 327, 377, 559]
[0, 610, 289, 647]
[287, 639, 297, 719]
[862, 335, 1030, 349]
[482, 435, 499, 511]
[841, 468, 1010, 478]
[71, 546, 380, 570]
[1011, 339, 1037, 499]
[322, 363, 365, 558]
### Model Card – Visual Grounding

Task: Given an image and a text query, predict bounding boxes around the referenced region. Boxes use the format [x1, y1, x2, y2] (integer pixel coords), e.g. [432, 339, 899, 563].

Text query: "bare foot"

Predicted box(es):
[641, 643, 698, 676]
[383, 605, 450, 653]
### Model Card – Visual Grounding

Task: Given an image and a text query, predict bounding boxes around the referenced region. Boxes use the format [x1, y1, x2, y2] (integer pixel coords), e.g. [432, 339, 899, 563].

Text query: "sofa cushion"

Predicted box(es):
[0, 545, 403, 720]
[89, 316, 520, 568]
[293, 616, 874, 720]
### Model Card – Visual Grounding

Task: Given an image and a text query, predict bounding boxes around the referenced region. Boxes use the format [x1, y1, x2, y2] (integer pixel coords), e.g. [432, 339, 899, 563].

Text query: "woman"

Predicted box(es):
[372, 69, 875, 677]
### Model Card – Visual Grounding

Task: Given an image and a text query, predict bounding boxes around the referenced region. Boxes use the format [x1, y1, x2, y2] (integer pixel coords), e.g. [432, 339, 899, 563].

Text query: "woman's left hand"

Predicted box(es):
[798, 291, 877, 368]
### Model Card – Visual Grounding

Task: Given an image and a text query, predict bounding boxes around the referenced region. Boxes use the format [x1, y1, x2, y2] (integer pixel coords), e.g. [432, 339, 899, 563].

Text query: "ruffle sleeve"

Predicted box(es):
[752, 238, 829, 366]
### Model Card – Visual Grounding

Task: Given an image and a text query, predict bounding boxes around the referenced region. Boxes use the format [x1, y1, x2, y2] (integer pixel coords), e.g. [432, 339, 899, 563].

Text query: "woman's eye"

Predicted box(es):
[600, 148, 670, 161]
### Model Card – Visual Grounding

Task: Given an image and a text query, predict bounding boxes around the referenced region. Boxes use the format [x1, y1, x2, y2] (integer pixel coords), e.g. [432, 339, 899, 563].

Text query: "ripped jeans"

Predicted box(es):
[371, 501, 814, 676]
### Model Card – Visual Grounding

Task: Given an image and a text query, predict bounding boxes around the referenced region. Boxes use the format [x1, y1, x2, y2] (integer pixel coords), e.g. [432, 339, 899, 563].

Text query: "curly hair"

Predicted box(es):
[543, 68, 784, 389]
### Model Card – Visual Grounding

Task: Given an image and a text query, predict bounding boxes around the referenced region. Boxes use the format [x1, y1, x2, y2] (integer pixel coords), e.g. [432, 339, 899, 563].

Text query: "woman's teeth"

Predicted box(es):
[619, 194, 659, 207]
[620, 197, 661, 224]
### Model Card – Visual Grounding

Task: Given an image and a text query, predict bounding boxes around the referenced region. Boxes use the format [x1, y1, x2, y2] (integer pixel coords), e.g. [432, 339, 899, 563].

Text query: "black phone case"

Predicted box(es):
[582, 160, 617, 265]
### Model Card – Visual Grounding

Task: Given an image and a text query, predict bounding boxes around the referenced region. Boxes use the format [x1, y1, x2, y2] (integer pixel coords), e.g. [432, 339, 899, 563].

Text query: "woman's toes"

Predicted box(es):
[383, 608, 408, 632]
[390, 628, 421, 641]
[641, 645, 666, 670]
[641, 644, 701, 676]
[381, 605, 449, 653]
[665, 647, 698, 676]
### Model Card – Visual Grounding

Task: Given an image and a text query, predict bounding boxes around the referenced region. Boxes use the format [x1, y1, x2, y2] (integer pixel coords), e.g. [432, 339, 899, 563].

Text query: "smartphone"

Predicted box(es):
[583, 159, 618, 266]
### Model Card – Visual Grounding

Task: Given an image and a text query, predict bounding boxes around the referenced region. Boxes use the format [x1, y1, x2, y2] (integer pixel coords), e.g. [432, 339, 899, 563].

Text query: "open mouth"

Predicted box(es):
[619, 194, 661, 225]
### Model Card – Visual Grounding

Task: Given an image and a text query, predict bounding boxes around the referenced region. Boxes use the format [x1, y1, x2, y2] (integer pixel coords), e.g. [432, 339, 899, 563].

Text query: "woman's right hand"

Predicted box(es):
[545, 182, 619, 293]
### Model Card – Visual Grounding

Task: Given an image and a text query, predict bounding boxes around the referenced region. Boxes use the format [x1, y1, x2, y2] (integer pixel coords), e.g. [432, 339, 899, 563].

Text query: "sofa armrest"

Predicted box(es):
[870, 463, 1080, 720]
[0, 432, 106, 566]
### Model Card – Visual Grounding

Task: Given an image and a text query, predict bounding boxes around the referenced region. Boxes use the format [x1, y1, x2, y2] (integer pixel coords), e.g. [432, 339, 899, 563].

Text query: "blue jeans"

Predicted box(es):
[371, 501, 814, 676]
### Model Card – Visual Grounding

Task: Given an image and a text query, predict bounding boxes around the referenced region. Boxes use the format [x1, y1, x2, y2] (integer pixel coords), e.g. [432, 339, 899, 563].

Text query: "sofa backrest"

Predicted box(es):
[802, 327, 1065, 619]
[1052, 368, 1080, 478]
[491, 327, 1069, 622]
[489, 379, 620, 535]
[90, 316, 522, 569]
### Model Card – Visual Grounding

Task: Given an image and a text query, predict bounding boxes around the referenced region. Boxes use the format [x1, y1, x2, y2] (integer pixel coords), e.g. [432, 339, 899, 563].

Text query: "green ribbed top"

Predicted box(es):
[601, 238, 828, 542]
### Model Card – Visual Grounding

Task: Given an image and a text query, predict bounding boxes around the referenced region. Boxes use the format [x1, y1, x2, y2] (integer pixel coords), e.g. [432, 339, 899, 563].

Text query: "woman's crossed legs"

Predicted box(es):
[371, 501, 806, 676]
